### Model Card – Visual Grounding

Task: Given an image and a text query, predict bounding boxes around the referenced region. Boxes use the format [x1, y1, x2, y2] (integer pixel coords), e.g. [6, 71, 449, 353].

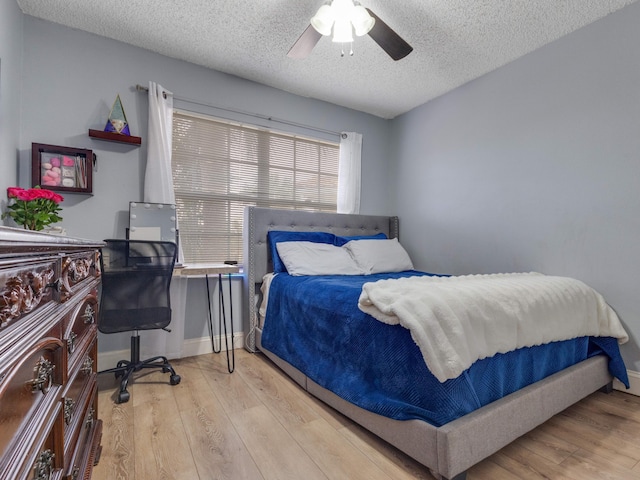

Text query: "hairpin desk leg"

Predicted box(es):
[205, 272, 235, 373]
[205, 273, 220, 353]
[218, 273, 235, 373]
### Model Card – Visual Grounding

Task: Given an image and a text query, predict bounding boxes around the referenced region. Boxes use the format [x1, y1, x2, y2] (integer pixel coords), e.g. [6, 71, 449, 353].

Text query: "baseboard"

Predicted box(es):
[181, 332, 245, 358]
[613, 369, 640, 396]
[97, 332, 244, 369]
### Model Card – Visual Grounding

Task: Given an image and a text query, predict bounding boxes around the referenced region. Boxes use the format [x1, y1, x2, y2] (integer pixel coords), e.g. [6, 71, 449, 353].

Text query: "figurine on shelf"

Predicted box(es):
[104, 94, 131, 136]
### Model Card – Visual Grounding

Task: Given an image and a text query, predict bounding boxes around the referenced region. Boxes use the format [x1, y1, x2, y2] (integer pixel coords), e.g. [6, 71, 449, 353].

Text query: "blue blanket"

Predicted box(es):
[261, 271, 629, 427]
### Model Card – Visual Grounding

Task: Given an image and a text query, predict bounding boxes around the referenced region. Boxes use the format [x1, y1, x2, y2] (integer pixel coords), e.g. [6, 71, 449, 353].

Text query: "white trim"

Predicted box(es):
[614, 369, 640, 396]
[97, 333, 244, 368]
[181, 332, 244, 358]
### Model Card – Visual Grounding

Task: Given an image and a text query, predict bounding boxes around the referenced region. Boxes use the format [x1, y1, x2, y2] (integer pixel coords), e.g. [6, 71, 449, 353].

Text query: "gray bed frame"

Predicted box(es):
[242, 206, 613, 480]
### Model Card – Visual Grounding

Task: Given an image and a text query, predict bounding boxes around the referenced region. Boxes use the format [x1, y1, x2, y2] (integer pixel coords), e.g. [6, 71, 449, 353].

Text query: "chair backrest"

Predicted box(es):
[99, 239, 177, 334]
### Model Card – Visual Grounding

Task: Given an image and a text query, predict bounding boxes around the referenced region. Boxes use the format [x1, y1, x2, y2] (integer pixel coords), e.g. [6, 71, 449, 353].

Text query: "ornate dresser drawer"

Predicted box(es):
[0, 227, 103, 480]
[0, 258, 58, 331]
[0, 337, 64, 474]
[13, 401, 64, 480]
[66, 382, 100, 480]
[64, 292, 98, 376]
[62, 340, 97, 470]
[59, 251, 99, 303]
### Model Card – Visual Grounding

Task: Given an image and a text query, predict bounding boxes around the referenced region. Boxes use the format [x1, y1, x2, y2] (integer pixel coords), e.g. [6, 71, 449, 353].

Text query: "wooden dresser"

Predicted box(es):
[0, 227, 103, 480]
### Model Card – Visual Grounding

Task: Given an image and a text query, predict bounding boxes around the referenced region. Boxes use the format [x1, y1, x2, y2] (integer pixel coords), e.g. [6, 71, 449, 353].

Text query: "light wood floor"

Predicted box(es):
[94, 349, 640, 480]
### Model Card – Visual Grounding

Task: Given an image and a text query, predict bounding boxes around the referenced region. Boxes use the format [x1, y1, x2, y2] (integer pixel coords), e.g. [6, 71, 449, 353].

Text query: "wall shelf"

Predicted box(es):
[88, 129, 142, 145]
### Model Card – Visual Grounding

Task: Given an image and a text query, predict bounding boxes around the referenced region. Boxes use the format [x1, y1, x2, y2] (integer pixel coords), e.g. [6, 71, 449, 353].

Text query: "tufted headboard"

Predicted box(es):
[242, 206, 399, 352]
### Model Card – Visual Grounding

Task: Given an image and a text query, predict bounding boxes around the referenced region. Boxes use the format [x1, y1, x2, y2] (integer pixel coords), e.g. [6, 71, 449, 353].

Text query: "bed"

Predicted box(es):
[241, 206, 628, 480]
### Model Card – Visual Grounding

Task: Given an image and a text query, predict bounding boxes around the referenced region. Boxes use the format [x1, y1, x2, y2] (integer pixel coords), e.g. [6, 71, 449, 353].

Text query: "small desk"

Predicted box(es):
[174, 263, 240, 372]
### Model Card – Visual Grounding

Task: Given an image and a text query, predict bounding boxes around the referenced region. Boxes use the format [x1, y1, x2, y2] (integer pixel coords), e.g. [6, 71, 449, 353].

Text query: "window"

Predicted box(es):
[172, 111, 340, 264]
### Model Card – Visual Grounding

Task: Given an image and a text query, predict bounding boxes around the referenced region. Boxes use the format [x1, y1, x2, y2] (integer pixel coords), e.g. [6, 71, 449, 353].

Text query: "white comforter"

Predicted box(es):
[358, 273, 628, 382]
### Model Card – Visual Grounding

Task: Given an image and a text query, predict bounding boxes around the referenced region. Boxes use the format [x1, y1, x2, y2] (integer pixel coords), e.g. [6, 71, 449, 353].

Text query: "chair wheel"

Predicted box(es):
[170, 374, 181, 385]
[117, 390, 130, 403]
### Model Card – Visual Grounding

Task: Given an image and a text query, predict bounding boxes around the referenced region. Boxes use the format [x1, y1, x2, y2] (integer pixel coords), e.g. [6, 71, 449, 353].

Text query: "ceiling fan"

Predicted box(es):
[288, 0, 413, 61]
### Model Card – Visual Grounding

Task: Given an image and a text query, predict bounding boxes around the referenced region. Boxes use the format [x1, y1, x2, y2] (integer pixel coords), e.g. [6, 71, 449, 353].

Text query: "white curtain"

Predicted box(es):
[141, 81, 186, 360]
[144, 81, 175, 203]
[337, 132, 362, 214]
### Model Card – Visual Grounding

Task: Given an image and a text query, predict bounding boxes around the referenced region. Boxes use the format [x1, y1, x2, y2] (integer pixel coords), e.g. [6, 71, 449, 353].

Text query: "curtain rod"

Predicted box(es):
[135, 84, 343, 138]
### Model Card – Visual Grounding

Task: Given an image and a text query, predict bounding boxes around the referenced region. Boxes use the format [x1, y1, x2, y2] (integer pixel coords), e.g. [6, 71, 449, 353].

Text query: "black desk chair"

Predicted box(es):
[98, 239, 181, 403]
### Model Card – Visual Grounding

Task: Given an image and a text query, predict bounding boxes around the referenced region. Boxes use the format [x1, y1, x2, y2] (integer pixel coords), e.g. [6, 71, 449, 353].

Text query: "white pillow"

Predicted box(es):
[344, 238, 414, 274]
[275, 241, 364, 276]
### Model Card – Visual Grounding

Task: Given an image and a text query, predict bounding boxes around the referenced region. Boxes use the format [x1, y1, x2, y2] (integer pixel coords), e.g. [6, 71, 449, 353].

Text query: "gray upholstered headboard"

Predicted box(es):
[242, 206, 399, 352]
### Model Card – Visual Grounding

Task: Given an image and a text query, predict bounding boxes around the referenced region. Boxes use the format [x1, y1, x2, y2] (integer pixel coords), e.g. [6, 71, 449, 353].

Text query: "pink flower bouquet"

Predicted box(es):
[3, 186, 64, 231]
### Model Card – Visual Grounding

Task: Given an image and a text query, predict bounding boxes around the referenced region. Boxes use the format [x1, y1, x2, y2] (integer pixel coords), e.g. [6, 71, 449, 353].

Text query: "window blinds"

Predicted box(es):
[172, 111, 339, 264]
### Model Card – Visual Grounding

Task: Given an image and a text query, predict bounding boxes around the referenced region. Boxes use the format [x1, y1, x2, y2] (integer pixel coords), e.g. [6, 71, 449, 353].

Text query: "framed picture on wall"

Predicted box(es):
[32, 143, 93, 194]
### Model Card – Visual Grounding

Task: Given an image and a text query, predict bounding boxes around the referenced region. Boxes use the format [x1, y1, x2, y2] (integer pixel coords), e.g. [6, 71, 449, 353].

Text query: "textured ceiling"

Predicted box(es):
[16, 0, 639, 119]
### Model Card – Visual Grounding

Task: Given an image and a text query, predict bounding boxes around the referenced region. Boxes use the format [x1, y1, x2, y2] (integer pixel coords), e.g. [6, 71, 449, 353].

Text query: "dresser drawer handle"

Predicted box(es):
[33, 449, 55, 480]
[29, 357, 54, 395]
[67, 332, 77, 355]
[85, 407, 95, 430]
[82, 303, 95, 324]
[45, 278, 60, 292]
[81, 356, 94, 375]
[64, 397, 75, 425]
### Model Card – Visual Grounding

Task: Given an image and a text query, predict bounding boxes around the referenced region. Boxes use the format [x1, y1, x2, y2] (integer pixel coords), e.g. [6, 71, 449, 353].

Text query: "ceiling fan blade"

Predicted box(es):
[366, 8, 413, 61]
[288, 24, 323, 59]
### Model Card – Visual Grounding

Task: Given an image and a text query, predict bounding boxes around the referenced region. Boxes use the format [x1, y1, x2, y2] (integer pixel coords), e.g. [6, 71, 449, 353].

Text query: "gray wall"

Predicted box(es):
[0, 1, 23, 200]
[14, 15, 392, 354]
[392, 2, 640, 371]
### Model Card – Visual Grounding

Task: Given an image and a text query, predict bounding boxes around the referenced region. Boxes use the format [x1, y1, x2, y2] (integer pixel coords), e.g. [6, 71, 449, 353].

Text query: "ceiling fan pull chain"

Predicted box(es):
[339, 42, 354, 57]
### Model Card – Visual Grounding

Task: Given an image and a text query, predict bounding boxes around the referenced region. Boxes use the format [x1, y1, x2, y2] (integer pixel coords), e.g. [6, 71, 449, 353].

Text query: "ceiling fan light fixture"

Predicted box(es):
[311, 4, 334, 36]
[310, 0, 365, 43]
[351, 4, 375, 36]
[289, 0, 413, 60]
[332, 18, 354, 43]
